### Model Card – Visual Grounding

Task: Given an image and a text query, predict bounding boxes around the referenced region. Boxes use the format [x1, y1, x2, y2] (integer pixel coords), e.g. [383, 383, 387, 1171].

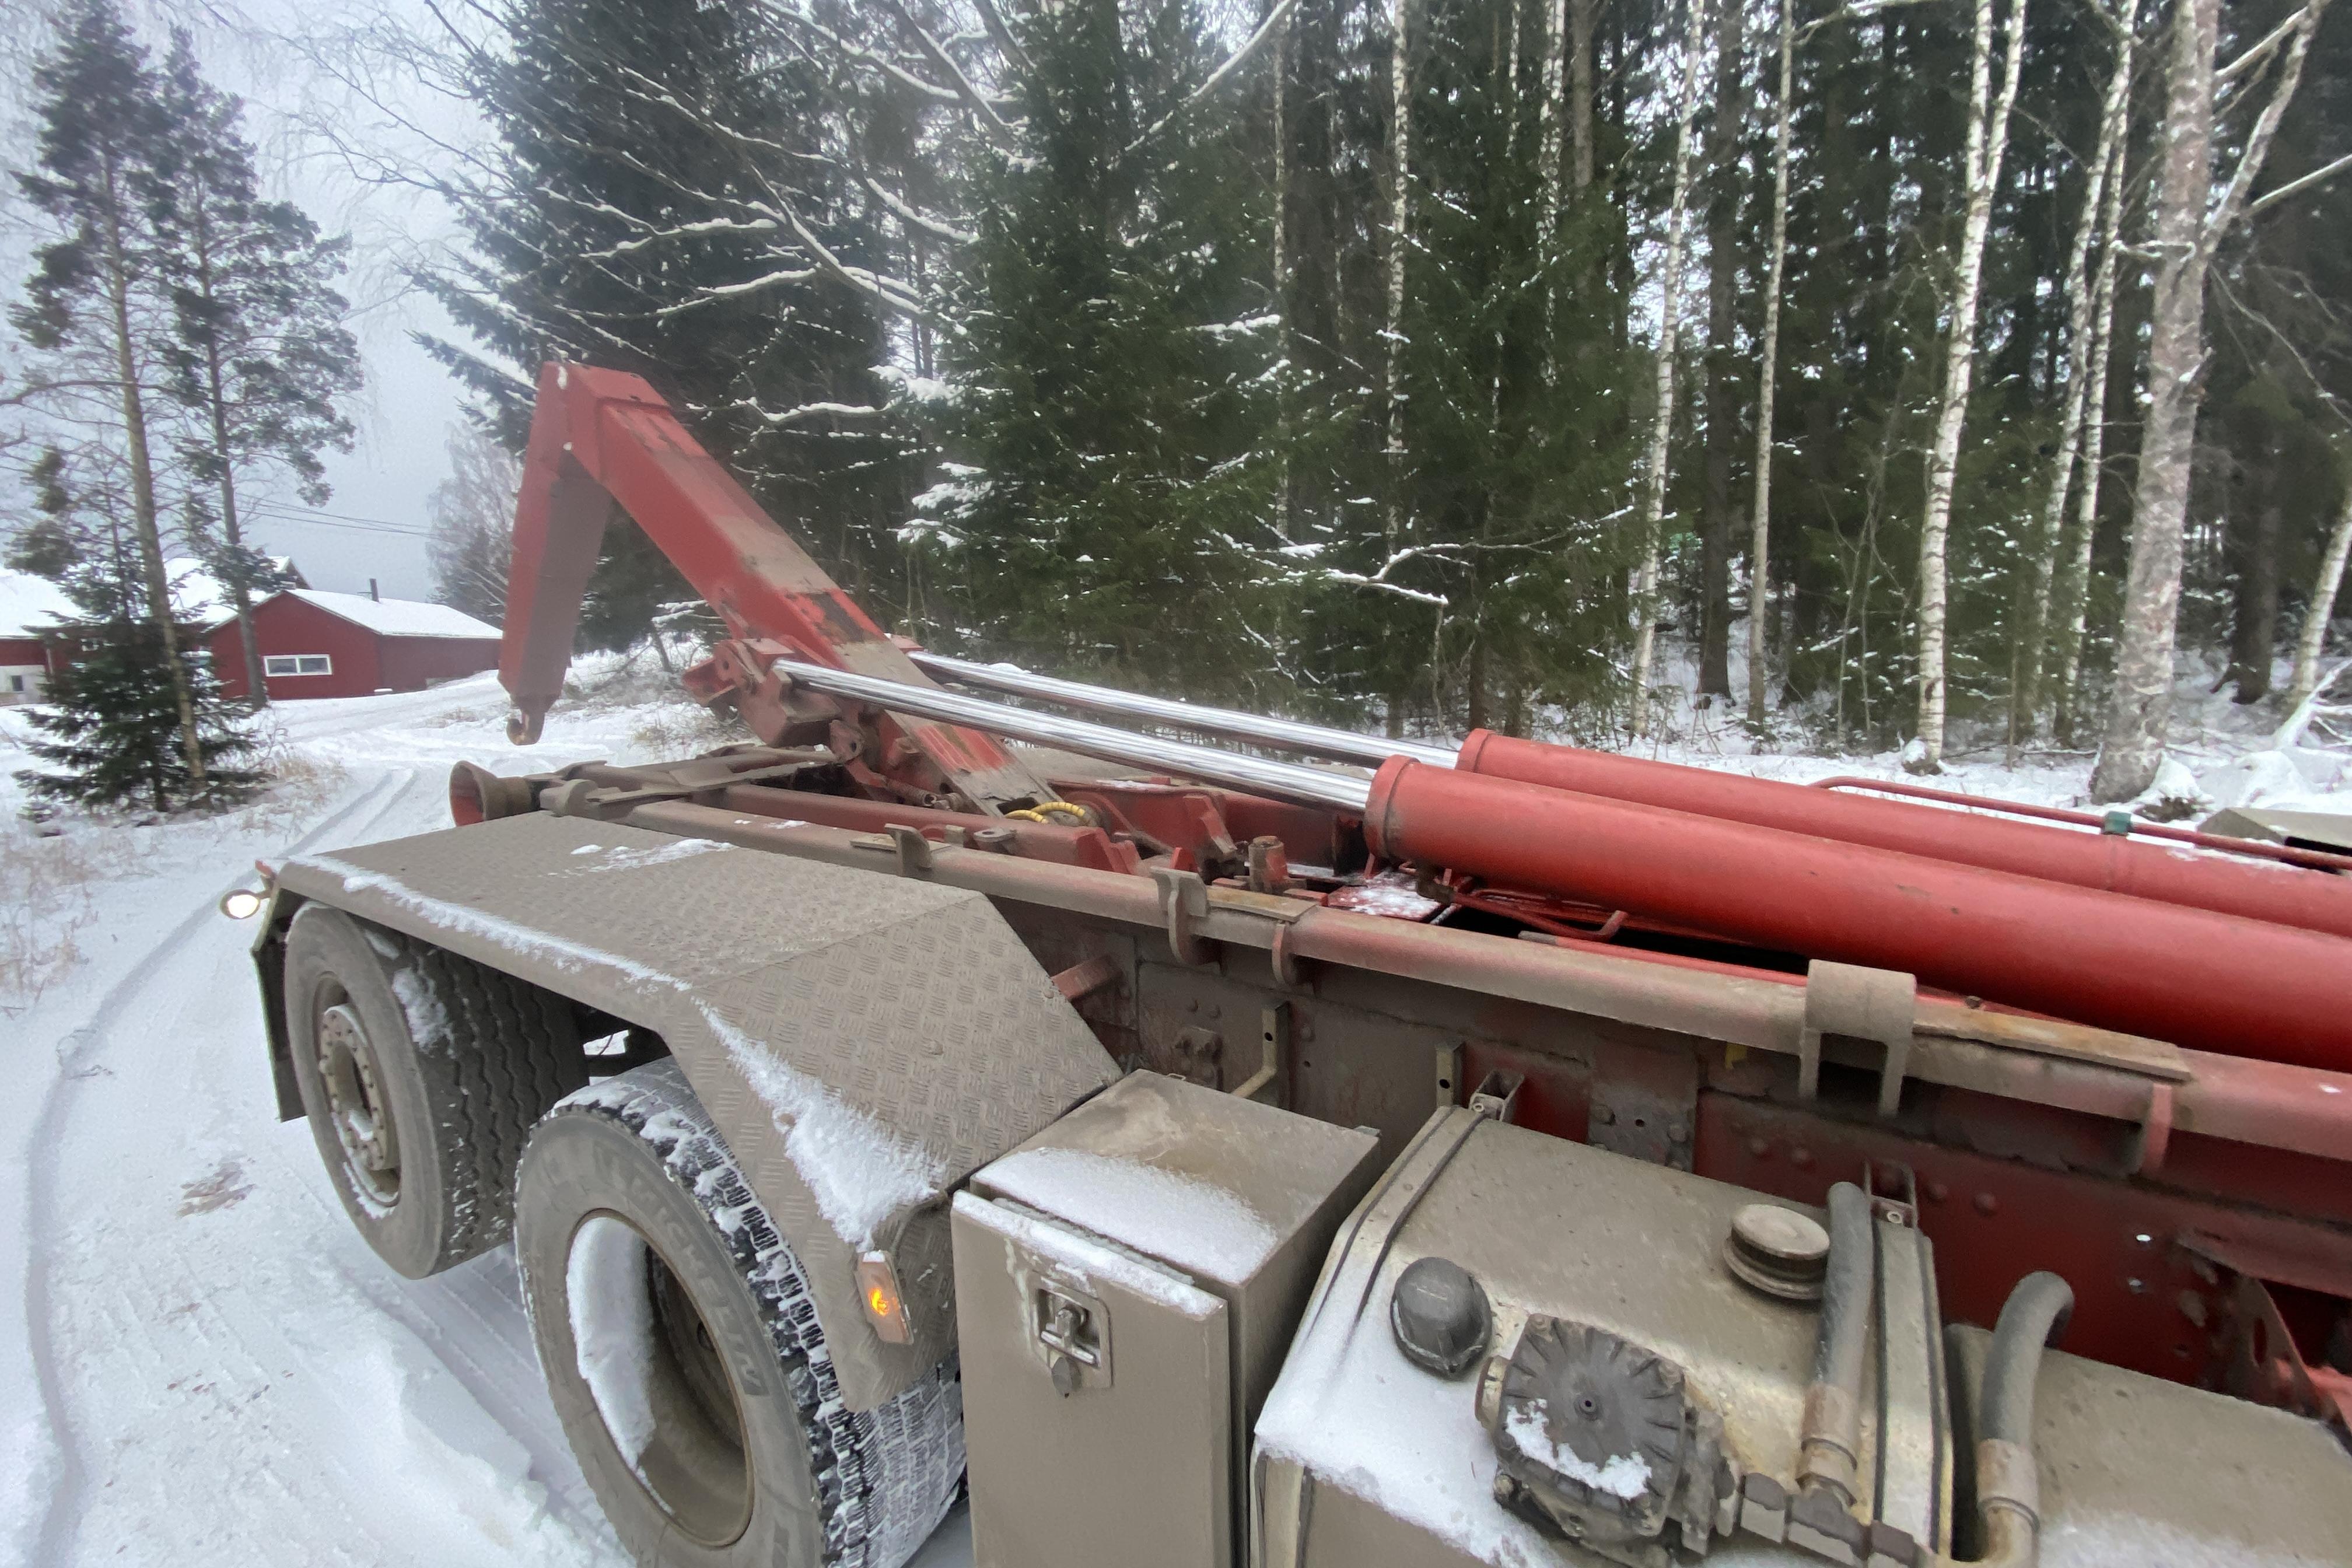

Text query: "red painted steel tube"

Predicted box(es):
[1457, 730, 2352, 943]
[500, 363, 1042, 806]
[1365, 757, 2352, 1072]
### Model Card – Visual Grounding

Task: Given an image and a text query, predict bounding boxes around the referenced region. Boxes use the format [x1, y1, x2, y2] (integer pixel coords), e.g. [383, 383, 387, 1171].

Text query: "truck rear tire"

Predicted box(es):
[515, 1061, 963, 1568]
[284, 904, 586, 1278]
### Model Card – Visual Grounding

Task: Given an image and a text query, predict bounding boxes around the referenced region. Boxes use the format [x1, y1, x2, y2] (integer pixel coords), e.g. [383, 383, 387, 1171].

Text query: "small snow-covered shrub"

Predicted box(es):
[0, 821, 102, 1009]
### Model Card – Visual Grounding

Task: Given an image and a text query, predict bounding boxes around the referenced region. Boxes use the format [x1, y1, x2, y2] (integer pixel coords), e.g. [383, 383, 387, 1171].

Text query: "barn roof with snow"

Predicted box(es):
[270, 589, 500, 640]
[0, 568, 76, 639]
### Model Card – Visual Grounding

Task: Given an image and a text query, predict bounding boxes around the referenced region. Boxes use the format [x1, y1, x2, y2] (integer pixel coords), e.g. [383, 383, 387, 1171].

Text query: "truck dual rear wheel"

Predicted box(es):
[516, 1060, 963, 1567]
[284, 905, 586, 1278]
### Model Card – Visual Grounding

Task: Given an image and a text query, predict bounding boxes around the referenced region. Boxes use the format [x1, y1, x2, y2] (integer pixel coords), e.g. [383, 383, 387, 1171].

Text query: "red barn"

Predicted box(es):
[0, 569, 73, 705]
[206, 589, 502, 702]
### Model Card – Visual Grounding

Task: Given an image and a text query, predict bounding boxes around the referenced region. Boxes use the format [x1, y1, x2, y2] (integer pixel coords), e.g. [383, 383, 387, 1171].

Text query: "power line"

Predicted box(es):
[246, 505, 433, 539]
[253, 499, 433, 530]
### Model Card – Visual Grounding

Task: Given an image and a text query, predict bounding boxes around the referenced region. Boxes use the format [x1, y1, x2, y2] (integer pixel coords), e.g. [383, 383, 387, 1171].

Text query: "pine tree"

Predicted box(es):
[152, 31, 360, 710]
[12, 0, 208, 785]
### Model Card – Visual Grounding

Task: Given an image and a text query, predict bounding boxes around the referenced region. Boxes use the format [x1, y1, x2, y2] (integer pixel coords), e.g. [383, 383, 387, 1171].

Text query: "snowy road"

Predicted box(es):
[0, 676, 972, 1567]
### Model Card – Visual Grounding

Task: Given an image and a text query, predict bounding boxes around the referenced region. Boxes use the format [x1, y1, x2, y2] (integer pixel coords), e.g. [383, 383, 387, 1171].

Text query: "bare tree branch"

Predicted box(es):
[878, 0, 1021, 148]
[1125, 0, 1302, 156]
[2249, 148, 2352, 218]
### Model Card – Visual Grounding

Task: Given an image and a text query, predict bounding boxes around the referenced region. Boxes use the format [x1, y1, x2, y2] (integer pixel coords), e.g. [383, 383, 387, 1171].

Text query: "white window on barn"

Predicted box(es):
[264, 654, 333, 677]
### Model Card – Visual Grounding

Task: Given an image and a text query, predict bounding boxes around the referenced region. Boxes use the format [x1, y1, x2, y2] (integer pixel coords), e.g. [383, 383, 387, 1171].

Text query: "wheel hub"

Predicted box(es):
[566, 1214, 752, 1546]
[317, 1001, 400, 1205]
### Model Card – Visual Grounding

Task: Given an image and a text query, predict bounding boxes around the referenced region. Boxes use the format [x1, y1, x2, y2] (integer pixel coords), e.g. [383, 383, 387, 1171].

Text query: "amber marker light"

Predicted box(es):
[856, 1250, 912, 1344]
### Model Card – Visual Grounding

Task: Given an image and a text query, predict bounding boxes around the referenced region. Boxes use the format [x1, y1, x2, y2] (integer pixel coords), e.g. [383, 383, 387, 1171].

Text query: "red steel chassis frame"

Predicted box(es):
[494, 363, 2352, 1423]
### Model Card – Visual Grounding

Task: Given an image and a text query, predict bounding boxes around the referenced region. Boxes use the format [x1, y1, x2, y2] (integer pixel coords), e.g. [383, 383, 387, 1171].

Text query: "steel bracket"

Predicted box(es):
[886, 823, 936, 876]
[1801, 961, 1917, 1116]
[1152, 866, 1214, 966]
[1469, 1069, 1526, 1124]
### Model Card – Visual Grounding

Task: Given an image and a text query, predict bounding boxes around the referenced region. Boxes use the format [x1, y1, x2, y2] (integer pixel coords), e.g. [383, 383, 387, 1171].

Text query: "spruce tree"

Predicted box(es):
[420, 0, 907, 653]
[152, 31, 360, 709]
[10, 464, 265, 814]
[921, 0, 1283, 698]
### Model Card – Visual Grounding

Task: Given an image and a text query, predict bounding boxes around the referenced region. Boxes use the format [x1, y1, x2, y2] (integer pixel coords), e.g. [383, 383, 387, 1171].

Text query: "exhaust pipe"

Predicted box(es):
[906, 650, 1458, 770]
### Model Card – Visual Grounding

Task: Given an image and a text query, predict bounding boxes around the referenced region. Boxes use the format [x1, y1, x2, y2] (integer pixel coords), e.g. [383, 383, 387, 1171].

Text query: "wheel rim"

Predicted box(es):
[316, 996, 400, 1207]
[566, 1213, 754, 1546]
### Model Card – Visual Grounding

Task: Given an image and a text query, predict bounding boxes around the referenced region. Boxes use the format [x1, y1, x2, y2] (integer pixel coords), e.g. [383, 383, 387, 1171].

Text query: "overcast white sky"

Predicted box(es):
[5, 0, 478, 601]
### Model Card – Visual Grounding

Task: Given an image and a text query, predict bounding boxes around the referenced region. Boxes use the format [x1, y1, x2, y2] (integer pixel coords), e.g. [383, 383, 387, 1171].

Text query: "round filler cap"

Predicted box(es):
[1391, 1256, 1492, 1377]
[1724, 1202, 1832, 1301]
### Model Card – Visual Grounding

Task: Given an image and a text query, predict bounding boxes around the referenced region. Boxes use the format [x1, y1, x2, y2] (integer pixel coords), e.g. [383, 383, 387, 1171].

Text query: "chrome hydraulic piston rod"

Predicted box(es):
[774, 657, 1377, 814]
[906, 649, 1459, 770]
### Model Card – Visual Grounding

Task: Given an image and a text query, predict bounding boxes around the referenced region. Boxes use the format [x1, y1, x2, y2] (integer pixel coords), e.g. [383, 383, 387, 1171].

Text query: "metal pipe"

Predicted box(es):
[907, 649, 1459, 769]
[785, 659, 2352, 1071]
[1460, 730, 2352, 943]
[1365, 757, 2352, 1072]
[775, 657, 1377, 814]
[1809, 775, 2352, 874]
[1798, 1182, 1874, 1506]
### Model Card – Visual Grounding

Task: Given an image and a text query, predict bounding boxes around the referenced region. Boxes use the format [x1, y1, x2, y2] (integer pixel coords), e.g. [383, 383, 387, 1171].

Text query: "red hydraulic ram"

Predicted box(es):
[1363, 756, 2352, 1073]
[1456, 729, 2352, 943]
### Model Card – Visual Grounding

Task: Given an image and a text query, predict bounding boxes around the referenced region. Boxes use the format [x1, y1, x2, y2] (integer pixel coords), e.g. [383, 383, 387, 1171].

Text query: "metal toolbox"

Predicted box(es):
[952, 1071, 1384, 1568]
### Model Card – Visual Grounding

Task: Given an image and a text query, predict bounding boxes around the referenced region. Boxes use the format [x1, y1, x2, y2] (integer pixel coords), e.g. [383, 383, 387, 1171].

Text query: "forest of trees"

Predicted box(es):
[10, 0, 2350, 807]
[398, 0, 2352, 798]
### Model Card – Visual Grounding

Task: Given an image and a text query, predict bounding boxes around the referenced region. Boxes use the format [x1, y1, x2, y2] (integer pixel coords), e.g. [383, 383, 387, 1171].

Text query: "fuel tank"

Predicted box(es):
[1252, 1109, 2352, 1567]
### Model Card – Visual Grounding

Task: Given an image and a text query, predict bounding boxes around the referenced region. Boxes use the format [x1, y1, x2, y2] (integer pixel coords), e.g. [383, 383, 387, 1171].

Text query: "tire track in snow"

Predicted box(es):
[23, 768, 415, 1564]
[20, 765, 465, 1566]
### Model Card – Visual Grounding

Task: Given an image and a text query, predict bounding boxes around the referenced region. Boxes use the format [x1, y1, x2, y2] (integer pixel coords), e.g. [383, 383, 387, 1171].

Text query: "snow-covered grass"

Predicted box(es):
[0, 648, 2342, 1568]
[1577, 640, 2348, 824]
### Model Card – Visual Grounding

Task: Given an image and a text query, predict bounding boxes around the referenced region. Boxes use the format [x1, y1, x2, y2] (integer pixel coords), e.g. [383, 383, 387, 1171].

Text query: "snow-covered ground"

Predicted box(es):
[0, 668, 971, 1568]
[0, 657, 2343, 1567]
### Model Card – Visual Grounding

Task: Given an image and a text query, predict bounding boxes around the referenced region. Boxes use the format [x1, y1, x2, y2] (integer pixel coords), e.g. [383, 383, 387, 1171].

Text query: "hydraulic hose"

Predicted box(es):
[1797, 1182, 1874, 1504]
[1979, 1272, 2075, 1446]
[1957, 1271, 2074, 1568]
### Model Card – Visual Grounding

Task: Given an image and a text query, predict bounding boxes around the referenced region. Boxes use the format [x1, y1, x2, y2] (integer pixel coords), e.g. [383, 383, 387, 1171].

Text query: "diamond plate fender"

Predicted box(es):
[273, 811, 1117, 1410]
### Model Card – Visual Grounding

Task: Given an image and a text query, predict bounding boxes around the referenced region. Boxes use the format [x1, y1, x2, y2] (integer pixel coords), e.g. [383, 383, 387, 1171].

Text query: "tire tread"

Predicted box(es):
[542, 1062, 962, 1568]
[393, 933, 587, 1267]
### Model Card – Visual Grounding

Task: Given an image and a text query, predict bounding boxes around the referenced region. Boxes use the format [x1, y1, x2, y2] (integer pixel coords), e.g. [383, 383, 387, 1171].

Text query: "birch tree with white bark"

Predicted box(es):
[1910, 0, 2028, 770]
[1384, 0, 1417, 560]
[2009, 0, 2139, 757]
[1629, 0, 1716, 738]
[1746, 0, 1794, 724]
[2288, 476, 2352, 712]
